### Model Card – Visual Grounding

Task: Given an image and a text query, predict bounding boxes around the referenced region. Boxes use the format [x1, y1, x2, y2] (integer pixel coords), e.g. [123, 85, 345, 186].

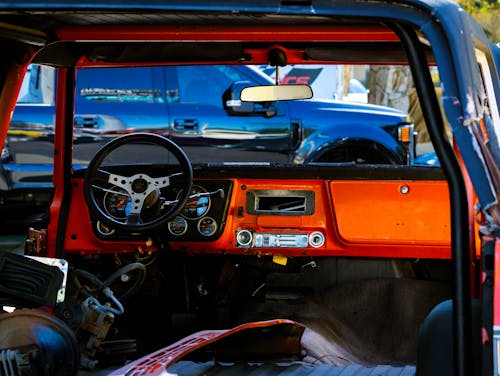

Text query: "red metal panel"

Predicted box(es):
[47, 68, 73, 258]
[494, 240, 500, 326]
[0, 59, 32, 163]
[330, 180, 451, 245]
[109, 319, 305, 376]
[56, 25, 399, 42]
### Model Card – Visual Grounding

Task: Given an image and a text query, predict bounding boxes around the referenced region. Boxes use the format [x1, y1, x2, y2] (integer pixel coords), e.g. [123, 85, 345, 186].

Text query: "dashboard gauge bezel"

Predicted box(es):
[178, 184, 211, 220]
[168, 215, 189, 236]
[103, 186, 131, 220]
[197, 216, 218, 237]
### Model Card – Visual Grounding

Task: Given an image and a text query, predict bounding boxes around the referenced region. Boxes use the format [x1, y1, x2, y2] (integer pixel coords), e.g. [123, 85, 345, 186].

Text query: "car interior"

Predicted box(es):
[0, 3, 497, 376]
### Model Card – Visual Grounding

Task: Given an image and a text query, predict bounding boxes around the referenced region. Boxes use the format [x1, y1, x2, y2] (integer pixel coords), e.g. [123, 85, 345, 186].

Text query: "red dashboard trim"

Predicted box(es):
[64, 177, 452, 259]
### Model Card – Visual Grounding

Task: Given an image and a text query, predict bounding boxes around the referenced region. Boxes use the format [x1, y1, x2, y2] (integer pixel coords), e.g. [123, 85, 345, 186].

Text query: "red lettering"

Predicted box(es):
[280, 76, 295, 84]
[281, 75, 311, 85]
[296, 76, 310, 85]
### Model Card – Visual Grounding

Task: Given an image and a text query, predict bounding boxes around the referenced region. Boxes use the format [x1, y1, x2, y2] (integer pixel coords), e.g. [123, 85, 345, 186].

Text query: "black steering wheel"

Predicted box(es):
[84, 133, 193, 232]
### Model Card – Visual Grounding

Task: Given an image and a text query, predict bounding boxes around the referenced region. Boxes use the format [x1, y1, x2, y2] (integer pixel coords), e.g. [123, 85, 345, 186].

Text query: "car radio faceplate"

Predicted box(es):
[236, 230, 324, 248]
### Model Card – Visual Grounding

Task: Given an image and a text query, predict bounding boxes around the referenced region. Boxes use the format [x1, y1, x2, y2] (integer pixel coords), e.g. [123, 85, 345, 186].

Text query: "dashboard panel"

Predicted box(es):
[65, 165, 452, 259]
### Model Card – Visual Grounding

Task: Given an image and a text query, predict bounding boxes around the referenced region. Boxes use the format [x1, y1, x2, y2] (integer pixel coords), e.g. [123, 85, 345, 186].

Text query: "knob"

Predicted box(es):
[236, 229, 253, 247]
[309, 232, 325, 248]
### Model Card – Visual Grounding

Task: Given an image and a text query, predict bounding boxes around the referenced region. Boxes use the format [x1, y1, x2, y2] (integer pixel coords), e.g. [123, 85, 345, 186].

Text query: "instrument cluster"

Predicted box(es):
[93, 179, 232, 241]
[166, 180, 232, 241]
[168, 184, 218, 238]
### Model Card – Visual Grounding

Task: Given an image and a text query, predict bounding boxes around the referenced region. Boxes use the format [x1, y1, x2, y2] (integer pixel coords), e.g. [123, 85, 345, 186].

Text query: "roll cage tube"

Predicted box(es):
[391, 23, 472, 376]
[48, 67, 75, 259]
[0, 57, 33, 159]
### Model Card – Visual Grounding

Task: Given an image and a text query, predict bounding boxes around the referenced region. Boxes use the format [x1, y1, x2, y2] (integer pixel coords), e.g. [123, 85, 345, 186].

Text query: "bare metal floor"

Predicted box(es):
[168, 360, 416, 375]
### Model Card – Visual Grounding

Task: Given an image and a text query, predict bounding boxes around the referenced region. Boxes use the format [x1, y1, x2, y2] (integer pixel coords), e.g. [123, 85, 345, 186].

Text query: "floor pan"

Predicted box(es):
[168, 361, 416, 375]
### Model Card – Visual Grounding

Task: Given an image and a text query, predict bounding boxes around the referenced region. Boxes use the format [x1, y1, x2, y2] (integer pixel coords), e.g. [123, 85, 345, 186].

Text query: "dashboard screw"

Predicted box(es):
[400, 185, 410, 194]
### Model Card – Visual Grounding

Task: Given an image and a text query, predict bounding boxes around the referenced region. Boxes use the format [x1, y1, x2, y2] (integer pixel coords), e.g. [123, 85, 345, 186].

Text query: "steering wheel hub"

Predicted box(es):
[132, 178, 148, 193]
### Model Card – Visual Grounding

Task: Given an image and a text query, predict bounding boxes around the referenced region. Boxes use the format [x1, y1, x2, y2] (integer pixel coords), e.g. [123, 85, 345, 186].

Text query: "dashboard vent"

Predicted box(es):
[246, 190, 314, 216]
[258, 196, 306, 213]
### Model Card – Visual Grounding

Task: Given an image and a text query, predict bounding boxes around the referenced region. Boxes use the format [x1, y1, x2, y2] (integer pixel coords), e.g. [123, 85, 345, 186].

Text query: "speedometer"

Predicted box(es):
[103, 187, 131, 220]
[178, 185, 211, 219]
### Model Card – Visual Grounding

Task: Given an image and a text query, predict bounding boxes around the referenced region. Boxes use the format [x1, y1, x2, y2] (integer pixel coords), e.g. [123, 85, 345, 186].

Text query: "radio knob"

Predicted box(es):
[236, 229, 253, 247]
[309, 232, 325, 248]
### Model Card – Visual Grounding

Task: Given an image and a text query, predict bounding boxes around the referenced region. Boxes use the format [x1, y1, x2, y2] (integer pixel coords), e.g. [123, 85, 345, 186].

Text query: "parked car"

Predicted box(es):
[0, 1, 497, 376]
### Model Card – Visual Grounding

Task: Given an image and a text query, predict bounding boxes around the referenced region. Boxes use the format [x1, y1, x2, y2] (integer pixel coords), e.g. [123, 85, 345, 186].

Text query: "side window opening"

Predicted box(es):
[475, 50, 500, 164]
[476, 56, 499, 129]
[17, 64, 55, 105]
[394, 65, 453, 167]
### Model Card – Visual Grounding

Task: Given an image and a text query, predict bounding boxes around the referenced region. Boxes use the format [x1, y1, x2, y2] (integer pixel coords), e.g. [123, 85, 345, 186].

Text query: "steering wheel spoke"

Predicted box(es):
[150, 172, 182, 190]
[107, 172, 134, 194]
[129, 193, 146, 214]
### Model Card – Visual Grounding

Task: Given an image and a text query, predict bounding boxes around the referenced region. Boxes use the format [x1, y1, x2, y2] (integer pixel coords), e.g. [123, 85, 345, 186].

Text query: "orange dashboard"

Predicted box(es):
[63, 177, 451, 259]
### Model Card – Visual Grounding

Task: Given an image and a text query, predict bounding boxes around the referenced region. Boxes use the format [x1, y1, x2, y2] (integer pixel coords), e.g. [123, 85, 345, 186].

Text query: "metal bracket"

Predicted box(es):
[25, 228, 47, 255]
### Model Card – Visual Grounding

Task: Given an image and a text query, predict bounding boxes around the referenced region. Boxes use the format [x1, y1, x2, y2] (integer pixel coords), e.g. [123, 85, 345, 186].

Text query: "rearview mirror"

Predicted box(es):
[223, 81, 277, 117]
[241, 84, 313, 102]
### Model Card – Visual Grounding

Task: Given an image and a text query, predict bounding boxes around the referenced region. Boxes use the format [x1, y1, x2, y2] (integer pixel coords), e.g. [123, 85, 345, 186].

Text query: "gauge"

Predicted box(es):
[168, 216, 188, 236]
[104, 187, 131, 220]
[179, 185, 211, 219]
[96, 221, 115, 236]
[197, 216, 217, 237]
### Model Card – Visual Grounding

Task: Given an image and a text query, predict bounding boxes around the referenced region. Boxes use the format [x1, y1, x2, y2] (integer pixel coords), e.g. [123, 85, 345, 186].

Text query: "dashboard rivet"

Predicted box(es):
[400, 185, 410, 194]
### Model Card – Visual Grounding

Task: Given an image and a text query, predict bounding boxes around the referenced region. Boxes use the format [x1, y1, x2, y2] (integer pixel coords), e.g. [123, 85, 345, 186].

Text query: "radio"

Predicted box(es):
[235, 230, 325, 248]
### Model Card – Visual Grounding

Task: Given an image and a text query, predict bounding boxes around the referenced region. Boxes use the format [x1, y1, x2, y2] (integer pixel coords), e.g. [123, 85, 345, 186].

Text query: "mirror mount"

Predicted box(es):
[268, 48, 288, 85]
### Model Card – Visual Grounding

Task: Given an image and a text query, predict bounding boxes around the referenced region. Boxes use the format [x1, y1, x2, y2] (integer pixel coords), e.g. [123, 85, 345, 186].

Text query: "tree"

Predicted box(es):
[458, 0, 500, 42]
[367, 1, 498, 111]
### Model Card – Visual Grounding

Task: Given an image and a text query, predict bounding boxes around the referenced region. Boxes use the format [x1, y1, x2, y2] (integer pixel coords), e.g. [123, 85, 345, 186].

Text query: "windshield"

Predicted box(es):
[6, 62, 444, 185]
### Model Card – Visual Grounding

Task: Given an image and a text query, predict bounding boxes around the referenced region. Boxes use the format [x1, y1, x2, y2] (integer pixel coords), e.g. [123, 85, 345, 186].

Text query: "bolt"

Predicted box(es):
[400, 185, 410, 194]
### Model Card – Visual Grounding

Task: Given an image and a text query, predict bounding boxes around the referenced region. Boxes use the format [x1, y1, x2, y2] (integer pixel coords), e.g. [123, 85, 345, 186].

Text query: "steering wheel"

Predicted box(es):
[84, 133, 193, 232]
